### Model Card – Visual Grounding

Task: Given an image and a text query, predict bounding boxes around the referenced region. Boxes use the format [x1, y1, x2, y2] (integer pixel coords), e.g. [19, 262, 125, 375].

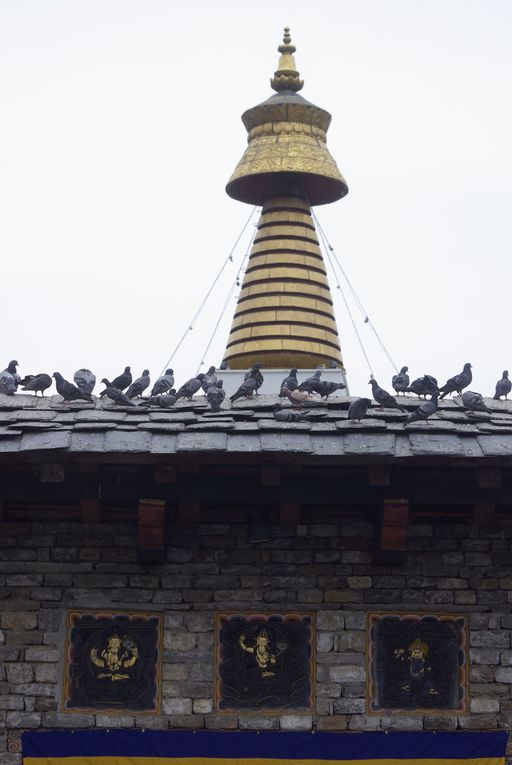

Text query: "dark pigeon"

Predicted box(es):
[126, 370, 151, 399]
[103, 387, 137, 407]
[407, 375, 438, 398]
[99, 367, 132, 396]
[244, 363, 263, 392]
[53, 372, 93, 402]
[392, 366, 409, 395]
[74, 368, 96, 395]
[439, 363, 472, 399]
[150, 369, 175, 396]
[273, 403, 328, 422]
[279, 368, 298, 396]
[493, 371, 511, 400]
[348, 397, 371, 422]
[404, 392, 439, 425]
[230, 376, 259, 403]
[175, 374, 205, 401]
[461, 390, 490, 413]
[140, 390, 177, 408]
[298, 369, 322, 392]
[369, 378, 407, 412]
[206, 380, 225, 412]
[313, 380, 346, 399]
[21, 373, 52, 396]
[201, 366, 217, 393]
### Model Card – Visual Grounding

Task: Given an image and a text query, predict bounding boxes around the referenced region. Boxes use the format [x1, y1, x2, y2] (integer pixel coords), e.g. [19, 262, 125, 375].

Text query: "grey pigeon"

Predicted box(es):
[103, 386, 137, 407]
[406, 375, 438, 398]
[1, 360, 20, 393]
[201, 366, 217, 393]
[53, 372, 93, 402]
[206, 380, 225, 412]
[150, 369, 175, 396]
[439, 363, 472, 399]
[273, 403, 328, 422]
[175, 374, 205, 401]
[126, 369, 150, 399]
[461, 390, 489, 412]
[348, 397, 371, 422]
[140, 390, 177, 408]
[230, 376, 259, 402]
[21, 373, 52, 396]
[244, 363, 263, 392]
[369, 378, 407, 412]
[404, 392, 439, 425]
[392, 366, 409, 395]
[74, 368, 96, 395]
[298, 369, 322, 392]
[313, 380, 346, 399]
[0, 370, 17, 396]
[99, 366, 132, 396]
[493, 371, 511, 400]
[279, 368, 298, 396]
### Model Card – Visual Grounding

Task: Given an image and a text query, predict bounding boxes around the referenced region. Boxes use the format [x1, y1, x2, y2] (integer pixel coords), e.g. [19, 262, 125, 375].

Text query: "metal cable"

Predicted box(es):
[195, 224, 257, 376]
[159, 206, 258, 376]
[312, 210, 399, 373]
[316, 221, 374, 377]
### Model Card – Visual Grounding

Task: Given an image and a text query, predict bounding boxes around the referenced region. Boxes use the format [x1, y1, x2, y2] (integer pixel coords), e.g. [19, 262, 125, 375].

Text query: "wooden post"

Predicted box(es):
[375, 498, 409, 564]
[137, 499, 166, 564]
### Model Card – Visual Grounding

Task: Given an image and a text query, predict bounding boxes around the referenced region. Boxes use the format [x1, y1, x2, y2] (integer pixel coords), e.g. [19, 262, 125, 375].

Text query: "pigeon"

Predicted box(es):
[279, 368, 298, 396]
[244, 363, 264, 392]
[0, 370, 17, 396]
[493, 371, 511, 400]
[404, 392, 439, 425]
[406, 375, 439, 398]
[313, 380, 346, 399]
[201, 366, 217, 393]
[99, 366, 132, 396]
[392, 366, 410, 395]
[102, 386, 137, 407]
[53, 372, 93, 402]
[20, 373, 52, 396]
[1, 360, 20, 392]
[230, 377, 259, 403]
[282, 387, 313, 407]
[369, 378, 407, 412]
[461, 390, 490, 413]
[348, 397, 371, 422]
[150, 369, 175, 396]
[298, 369, 322, 393]
[140, 390, 178, 408]
[175, 374, 205, 401]
[273, 403, 328, 422]
[206, 380, 226, 412]
[439, 363, 472, 399]
[126, 370, 151, 399]
[74, 368, 96, 395]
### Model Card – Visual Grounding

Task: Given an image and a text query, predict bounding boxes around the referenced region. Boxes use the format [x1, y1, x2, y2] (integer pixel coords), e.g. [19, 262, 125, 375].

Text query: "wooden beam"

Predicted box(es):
[476, 469, 501, 488]
[81, 500, 101, 525]
[137, 498, 166, 564]
[40, 463, 65, 483]
[375, 498, 409, 564]
[154, 464, 176, 484]
[262, 466, 280, 486]
[473, 503, 496, 525]
[178, 500, 200, 524]
[368, 466, 391, 486]
[279, 503, 301, 525]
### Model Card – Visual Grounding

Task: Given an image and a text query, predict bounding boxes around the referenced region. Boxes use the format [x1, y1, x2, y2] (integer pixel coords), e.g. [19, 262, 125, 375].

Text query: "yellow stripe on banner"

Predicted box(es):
[22, 757, 506, 765]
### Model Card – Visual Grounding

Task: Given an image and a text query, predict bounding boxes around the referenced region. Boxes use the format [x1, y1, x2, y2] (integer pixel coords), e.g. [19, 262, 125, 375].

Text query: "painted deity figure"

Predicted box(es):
[90, 633, 139, 681]
[239, 628, 286, 678]
[394, 638, 438, 697]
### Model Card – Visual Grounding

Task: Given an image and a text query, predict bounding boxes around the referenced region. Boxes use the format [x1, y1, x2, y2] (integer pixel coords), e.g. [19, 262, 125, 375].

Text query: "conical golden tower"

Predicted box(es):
[222, 29, 348, 371]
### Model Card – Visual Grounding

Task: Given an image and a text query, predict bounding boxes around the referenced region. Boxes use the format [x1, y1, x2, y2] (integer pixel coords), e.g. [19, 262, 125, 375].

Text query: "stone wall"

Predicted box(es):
[1, 517, 511, 763]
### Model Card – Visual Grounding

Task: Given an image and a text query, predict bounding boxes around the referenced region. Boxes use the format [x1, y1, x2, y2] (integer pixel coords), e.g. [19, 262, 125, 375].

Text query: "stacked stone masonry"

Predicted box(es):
[1, 518, 512, 764]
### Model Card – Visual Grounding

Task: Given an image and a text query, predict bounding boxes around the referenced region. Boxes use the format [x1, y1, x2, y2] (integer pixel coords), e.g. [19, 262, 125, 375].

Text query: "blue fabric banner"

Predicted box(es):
[22, 729, 507, 765]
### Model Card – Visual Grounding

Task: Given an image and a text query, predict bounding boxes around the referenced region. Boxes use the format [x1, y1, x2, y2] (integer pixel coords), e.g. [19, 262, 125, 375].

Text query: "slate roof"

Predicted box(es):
[1, 392, 512, 461]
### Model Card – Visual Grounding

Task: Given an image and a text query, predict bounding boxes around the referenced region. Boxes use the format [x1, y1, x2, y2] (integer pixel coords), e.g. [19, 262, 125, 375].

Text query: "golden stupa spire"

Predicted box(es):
[222, 29, 348, 371]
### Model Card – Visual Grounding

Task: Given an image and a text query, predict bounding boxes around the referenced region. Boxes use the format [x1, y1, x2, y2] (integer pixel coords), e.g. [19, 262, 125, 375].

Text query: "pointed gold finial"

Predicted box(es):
[270, 27, 304, 93]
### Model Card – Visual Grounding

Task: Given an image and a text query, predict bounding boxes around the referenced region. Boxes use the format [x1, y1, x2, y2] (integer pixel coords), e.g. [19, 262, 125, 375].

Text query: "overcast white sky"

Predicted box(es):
[1, 0, 511, 397]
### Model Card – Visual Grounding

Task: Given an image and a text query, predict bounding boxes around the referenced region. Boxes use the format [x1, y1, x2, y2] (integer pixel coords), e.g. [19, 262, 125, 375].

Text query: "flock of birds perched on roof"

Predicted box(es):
[0, 360, 510, 425]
